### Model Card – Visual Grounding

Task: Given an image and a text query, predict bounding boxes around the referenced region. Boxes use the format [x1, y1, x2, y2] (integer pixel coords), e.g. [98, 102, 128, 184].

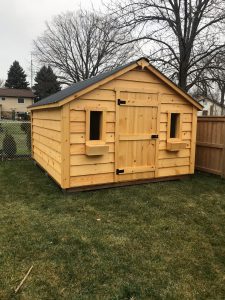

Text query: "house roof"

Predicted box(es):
[0, 88, 35, 98]
[30, 57, 202, 110]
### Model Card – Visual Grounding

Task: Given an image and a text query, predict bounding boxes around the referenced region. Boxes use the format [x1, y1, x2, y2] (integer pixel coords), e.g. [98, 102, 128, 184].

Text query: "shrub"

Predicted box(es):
[3, 133, 17, 157]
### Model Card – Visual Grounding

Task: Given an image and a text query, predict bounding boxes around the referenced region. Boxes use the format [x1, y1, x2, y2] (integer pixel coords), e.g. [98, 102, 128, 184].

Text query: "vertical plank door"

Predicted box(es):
[115, 91, 158, 182]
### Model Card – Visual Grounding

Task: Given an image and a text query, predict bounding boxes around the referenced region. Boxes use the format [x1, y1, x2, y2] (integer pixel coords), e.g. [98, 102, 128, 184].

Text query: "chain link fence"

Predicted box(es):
[0, 121, 31, 160]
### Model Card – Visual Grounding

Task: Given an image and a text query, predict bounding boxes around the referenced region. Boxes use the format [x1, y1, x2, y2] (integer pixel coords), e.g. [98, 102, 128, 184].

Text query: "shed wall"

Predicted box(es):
[32, 108, 62, 184]
[68, 67, 197, 188]
[69, 89, 116, 187]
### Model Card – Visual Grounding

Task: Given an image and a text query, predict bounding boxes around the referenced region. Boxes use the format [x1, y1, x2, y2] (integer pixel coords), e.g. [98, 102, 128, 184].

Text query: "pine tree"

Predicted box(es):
[34, 66, 61, 100]
[5, 61, 29, 89]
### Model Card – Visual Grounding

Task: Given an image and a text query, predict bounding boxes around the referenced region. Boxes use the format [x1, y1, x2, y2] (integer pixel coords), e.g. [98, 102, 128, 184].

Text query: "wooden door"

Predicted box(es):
[115, 91, 159, 182]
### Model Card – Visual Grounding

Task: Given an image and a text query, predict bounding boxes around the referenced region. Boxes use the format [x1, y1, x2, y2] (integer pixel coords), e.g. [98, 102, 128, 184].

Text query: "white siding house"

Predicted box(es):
[197, 97, 224, 116]
[0, 88, 35, 119]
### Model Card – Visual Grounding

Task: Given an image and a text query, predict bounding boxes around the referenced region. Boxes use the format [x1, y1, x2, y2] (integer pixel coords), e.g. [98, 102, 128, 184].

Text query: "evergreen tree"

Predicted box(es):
[5, 61, 29, 88]
[34, 66, 61, 100]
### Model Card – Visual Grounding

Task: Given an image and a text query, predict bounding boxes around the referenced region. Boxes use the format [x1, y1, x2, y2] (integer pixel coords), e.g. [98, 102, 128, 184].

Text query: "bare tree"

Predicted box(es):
[34, 10, 138, 85]
[107, 0, 225, 91]
[209, 55, 225, 107]
[192, 52, 225, 108]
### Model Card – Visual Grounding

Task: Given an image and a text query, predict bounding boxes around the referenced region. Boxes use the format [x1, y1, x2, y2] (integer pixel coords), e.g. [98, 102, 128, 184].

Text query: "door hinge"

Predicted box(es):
[151, 134, 159, 139]
[117, 99, 126, 105]
[116, 169, 125, 175]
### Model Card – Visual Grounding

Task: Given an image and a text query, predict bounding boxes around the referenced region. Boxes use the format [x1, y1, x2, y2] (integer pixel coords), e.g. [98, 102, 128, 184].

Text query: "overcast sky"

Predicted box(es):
[0, 0, 103, 84]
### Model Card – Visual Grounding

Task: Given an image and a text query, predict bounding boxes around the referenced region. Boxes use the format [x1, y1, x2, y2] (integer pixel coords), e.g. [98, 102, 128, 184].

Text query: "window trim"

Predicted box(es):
[18, 97, 25, 104]
[167, 112, 182, 141]
[85, 108, 106, 143]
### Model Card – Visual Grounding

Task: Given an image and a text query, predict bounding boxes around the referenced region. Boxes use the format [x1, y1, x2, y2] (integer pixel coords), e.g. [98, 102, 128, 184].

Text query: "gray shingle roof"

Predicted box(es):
[30, 59, 139, 108]
[0, 88, 34, 98]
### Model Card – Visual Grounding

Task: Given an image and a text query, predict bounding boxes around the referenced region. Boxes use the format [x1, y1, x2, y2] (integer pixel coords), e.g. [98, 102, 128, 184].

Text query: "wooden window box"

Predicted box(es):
[86, 141, 109, 156]
[167, 140, 187, 151]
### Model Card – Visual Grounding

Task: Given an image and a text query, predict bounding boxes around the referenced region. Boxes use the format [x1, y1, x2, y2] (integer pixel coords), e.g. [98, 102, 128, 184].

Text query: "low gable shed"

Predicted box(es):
[29, 58, 202, 190]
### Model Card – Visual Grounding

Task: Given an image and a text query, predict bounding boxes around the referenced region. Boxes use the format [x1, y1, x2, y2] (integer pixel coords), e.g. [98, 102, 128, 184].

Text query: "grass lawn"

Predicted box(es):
[0, 161, 225, 299]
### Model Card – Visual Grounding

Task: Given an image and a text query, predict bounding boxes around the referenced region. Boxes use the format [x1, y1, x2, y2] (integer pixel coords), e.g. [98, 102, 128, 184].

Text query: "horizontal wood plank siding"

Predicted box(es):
[69, 67, 195, 186]
[34, 152, 61, 184]
[32, 108, 62, 185]
[32, 133, 61, 153]
[158, 166, 190, 177]
[32, 66, 197, 189]
[71, 153, 114, 166]
[33, 126, 61, 142]
[117, 69, 161, 84]
[69, 89, 116, 187]
[32, 108, 61, 120]
[156, 92, 194, 177]
[70, 173, 114, 187]
[32, 119, 61, 131]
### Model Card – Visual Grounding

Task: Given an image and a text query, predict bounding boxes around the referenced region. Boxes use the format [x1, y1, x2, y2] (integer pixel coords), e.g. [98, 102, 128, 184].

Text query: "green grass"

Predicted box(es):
[0, 122, 30, 155]
[0, 161, 225, 299]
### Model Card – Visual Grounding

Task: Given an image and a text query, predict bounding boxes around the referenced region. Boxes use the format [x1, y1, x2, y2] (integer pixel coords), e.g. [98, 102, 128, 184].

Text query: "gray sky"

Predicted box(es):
[0, 0, 102, 84]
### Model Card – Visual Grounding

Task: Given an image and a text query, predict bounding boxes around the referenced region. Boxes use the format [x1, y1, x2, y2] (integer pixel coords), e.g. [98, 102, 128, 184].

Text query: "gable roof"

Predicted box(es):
[30, 60, 134, 108]
[30, 58, 202, 110]
[0, 88, 35, 98]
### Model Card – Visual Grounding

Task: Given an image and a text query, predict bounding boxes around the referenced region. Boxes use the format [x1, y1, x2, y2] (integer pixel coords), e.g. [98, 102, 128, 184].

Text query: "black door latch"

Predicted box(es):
[116, 169, 125, 174]
[151, 134, 159, 139]
[117, 99, 126, 105]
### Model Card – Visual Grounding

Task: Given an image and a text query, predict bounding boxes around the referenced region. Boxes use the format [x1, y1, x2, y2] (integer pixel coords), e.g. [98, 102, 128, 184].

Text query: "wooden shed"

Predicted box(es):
[29, 58, 202, 190]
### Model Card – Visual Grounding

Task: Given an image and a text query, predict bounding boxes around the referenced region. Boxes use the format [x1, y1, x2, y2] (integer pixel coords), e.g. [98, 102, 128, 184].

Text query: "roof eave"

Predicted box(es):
[29, 60, 141, 110]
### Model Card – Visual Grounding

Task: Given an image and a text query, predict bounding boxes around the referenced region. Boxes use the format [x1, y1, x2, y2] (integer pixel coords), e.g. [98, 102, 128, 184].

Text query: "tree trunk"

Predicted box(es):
[178, 61, 188, 91]
[220, 87, 225, 115]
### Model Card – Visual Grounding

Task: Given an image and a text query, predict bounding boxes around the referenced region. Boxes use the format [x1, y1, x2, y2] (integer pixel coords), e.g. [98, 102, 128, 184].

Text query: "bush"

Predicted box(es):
[3, 134, 17, 157]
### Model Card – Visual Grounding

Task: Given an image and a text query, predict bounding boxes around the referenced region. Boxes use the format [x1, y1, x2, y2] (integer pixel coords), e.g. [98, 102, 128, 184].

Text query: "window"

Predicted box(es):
[202, 110, 208, 116]
[1, 97, 5, 100]
[85, 109, 108, 156]
[89, 111, 102, 140]
[86, 109, 106, 143]
[18, 98, 24, 103]
[169, 113, 181, 139]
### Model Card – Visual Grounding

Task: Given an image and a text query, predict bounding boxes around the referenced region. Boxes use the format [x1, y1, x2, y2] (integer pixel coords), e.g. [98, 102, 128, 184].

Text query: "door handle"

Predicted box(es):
[151, 134, 159, 139]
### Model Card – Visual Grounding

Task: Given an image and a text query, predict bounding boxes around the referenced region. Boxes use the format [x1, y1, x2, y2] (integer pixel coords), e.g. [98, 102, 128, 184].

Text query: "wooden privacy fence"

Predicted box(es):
[196, 116, 225, 177]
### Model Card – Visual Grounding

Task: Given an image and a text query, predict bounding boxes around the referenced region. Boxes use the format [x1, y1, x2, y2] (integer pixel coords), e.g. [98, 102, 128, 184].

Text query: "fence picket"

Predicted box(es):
[196, 116, 225, 176]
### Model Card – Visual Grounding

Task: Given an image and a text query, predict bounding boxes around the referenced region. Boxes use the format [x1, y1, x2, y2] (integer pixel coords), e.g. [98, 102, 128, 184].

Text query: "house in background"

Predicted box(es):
[0, 88, 35, 120]
[197, 96, 225, 116]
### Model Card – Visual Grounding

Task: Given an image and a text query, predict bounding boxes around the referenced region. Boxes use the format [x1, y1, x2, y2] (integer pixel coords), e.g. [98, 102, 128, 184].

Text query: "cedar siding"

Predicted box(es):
[30, 59, 200, 190]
